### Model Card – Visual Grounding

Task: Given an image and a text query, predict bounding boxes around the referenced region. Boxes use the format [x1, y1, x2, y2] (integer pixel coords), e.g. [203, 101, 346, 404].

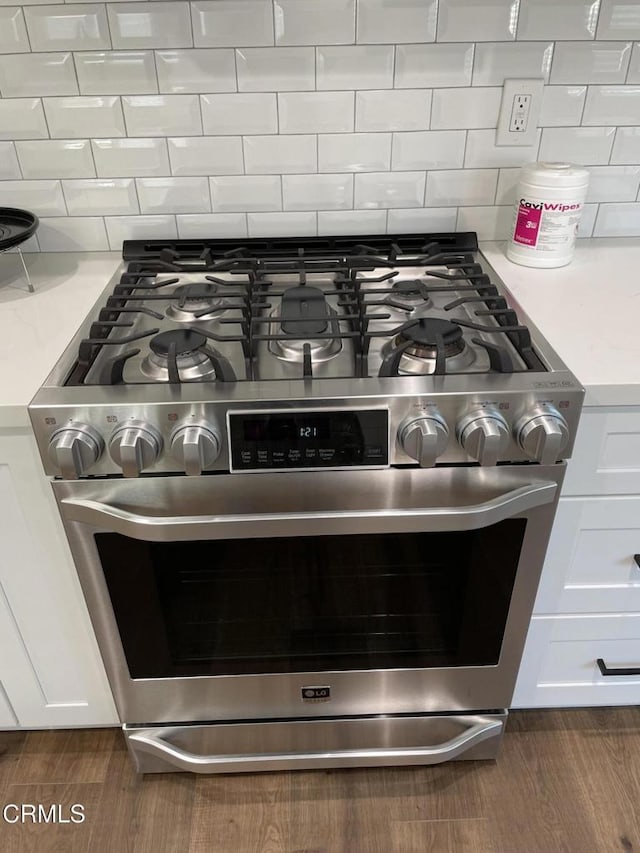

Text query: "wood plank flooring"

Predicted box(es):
[1, 708, 639, 853]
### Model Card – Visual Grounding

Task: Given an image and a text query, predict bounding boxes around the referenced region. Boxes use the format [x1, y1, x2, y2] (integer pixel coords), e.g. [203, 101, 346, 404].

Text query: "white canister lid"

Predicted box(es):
[519, 161, 590, 189]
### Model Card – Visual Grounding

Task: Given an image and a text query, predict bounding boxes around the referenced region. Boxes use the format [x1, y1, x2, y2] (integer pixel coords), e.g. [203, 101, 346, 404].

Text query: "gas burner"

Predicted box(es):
[386, 279, 433, 311]
[385, 318, 475, 375]
[166, 282, 227, 322]
[268, 285, 343, 364]
[141, 329, 216, 382]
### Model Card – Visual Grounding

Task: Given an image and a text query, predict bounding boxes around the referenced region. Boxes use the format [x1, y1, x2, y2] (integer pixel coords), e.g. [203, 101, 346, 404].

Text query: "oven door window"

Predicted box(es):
[95, 521, 526, 678]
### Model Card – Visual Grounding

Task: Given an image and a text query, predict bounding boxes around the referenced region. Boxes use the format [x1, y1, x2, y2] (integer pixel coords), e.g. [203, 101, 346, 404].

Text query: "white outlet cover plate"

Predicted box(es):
[496, 78, 544, 147]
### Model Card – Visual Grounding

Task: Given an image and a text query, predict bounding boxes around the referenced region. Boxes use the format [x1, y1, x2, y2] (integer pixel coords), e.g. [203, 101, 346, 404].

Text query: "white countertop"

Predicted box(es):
[0, 252, 120, 428]
[0, 240, 638, 429]
[481, 238, 640, 407]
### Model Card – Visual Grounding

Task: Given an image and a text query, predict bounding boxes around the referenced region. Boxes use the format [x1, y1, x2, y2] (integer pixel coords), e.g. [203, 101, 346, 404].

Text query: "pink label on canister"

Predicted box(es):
[513, 204, 541, 246]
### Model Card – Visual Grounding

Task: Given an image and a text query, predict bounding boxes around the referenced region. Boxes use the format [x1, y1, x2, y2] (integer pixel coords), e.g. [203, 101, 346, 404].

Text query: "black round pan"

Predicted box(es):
[0, 208, 39, 251]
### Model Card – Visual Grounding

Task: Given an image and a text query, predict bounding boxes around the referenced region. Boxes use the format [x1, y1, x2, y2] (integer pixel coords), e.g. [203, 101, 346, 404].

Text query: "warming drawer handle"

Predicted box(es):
[60, 481, 557, 541]
[126, 719, 503, 775]
[596, 658, 640, 678]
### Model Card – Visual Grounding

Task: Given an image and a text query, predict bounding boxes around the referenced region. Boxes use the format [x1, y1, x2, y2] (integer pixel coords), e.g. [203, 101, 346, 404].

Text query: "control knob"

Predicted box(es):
[515, 404, 570, 464]
[109, 419, 163, 478]
[170, 420, 221, 476]
[48, 422, 104, 479]
[398, 411, 449, 468]
[457, 408, 509, 466]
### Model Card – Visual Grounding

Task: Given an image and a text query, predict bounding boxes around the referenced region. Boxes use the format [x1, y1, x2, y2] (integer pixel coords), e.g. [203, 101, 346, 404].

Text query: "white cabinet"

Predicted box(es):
[514, 407, 640, 708]
[0, 426, 117, 729]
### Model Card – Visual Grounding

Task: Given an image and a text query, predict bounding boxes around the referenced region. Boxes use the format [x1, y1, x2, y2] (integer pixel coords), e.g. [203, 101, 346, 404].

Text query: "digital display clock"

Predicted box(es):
[229, 410, 389, 471]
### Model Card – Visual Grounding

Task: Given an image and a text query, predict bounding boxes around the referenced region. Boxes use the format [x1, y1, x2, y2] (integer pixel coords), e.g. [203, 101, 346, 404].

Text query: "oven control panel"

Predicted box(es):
[227, 409, 389, 471]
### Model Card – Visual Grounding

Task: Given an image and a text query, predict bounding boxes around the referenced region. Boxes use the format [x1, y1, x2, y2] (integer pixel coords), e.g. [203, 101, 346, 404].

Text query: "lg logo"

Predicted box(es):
[301, 686, 331, 702]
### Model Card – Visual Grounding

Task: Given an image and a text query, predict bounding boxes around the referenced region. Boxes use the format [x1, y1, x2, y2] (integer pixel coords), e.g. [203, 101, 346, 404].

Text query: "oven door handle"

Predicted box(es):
[126, 718, 503, 774]
[61, 481, 557, 541]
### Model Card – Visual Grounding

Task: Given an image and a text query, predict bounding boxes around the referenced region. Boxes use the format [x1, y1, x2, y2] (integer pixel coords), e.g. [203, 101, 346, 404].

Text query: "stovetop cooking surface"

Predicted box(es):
[68, 233, 544, 388]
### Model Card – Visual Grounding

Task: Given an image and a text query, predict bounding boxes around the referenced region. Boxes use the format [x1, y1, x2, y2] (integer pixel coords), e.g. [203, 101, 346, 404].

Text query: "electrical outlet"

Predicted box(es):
[496, 78, 544, 147]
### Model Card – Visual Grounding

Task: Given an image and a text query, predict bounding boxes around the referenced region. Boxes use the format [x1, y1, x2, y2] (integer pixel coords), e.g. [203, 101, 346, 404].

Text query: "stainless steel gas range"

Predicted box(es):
[29, 232, 583, 774]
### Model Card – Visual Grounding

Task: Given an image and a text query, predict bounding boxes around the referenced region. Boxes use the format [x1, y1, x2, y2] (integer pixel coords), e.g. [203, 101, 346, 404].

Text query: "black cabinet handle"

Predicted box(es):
[634, 555, 640, 568]
[597, 658, 640, 677]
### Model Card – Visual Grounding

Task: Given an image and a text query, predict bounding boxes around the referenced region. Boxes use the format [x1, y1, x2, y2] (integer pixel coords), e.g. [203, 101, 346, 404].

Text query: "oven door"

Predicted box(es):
[53, 465, 562, 725]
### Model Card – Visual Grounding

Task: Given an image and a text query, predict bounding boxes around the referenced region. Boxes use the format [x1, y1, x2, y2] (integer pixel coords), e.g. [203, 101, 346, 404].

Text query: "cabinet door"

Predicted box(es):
[514, 614, 640, 708]
[563, 408, 640, 495]
[533, 496, 640, 614]
[0, 428, 117, 728]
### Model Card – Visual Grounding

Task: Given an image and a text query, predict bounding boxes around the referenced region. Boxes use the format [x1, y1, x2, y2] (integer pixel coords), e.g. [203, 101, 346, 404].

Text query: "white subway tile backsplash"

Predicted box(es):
[62, 177, 138, 214]
[122, 94, 202, 136]
[538, 126, 616, 164]
[192, 1, 274, 48]
[25, 4, 110, 51]
[210, 175, 282, 212]
[355, 90, 431, 132]
[319, 133, 391, 172]
[136, 176, 211, 213]
[168, 136, 243, 176]
[354, 171, 426, 208]
[426, 169, 498, 206]
[177, 213, 247, 238]
[517, 0, 600, 40]
[550, 41, 631, 84]
[38, 216, 109, 250]
[464, 129, 541, 168]
[0, 180, 66, 216]
[105, 213, 177, 248]
[582, 86, 640, 126]
[247, 211, 317, 236]
[629, 44, 640, 84]
[282, 173, 353, 210]
[540, 85, 587, 126]
[456, 205, 512, 239]
[392, 130, 466, 170]
[387, 207, 458, 232]
[44, 96, 126, 138]
[0, 143, 21, 180]
[0, 98, 48, 140]
[395, 43, 474, 88]
[244, 134, 317, 174]
[201, 93, 278, 135]
[275, 0, 355, 46]
[597, 1, 640, 40]
[279, 92, 355, 133]
[317, 209, 387, 234]
[0, 0, 637, 245]
[236, 47, 315, 92]
[577, 203, 597, 236]
[431, 88, 502, 129]
[610, 127, 640, 163]
[107, 2, 192, 50]
[16, 139, 95, 178]
[437, 0, 517, 42]
[0, 52, 78, 97]
[472, 42, 553, 85]
[495, 167, 520, 204]
[92, 137, 170, 176]
[0, 8, 29, 52]
[594, 202, 640, 236]
[156, 49, 236, 94]
[75, 51, 158, 95]
[586, 165, 640, 201]
[357, 0, 436, 45]
[317, 45, 394, 90]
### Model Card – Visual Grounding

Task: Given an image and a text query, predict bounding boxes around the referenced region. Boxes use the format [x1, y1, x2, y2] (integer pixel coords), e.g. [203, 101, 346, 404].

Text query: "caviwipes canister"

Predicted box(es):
[507, 162, 590, 268]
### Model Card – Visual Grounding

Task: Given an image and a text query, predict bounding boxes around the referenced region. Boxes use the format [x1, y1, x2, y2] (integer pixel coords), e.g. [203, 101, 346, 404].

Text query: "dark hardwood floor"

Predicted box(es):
[1, 708, 639, 852]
